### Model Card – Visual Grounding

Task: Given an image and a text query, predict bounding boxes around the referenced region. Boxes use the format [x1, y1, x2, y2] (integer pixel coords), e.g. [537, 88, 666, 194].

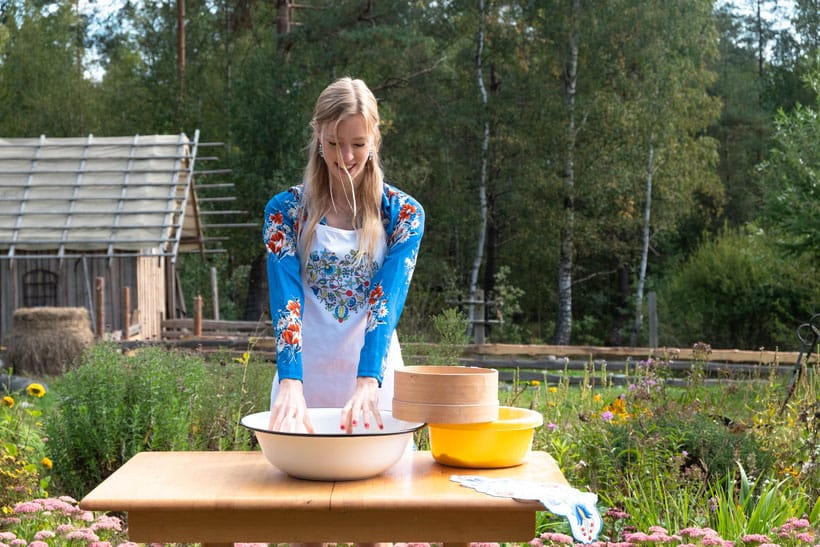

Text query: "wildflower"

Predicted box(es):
[546, 422, 557, 431]
[10, 539, 25, 546]
[603, 507, 630, 520]
[538, 532, 574, 544]
[0, 533, 16, 541]
[89, 542, 112, 547]
[40, 457, 52, 469]
[65, 528, 99, 542]
[27, 542, 49, 547]
[530, 380, 541, 387]
[593, 393, 601, 403]
[1, 396, 13, 408]
[12, 501, 42, 514]
[601, 411, 614, 421]
[548, 386, 557, 393]
[26, 383, 45, 397]
[90, 515, 122, 532]
[33, 531, 55, 540]
[741, 534, 771, 544]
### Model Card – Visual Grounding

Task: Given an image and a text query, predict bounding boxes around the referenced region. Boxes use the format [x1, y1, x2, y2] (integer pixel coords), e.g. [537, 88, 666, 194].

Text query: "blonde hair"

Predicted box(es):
[300, 77, 384, 265]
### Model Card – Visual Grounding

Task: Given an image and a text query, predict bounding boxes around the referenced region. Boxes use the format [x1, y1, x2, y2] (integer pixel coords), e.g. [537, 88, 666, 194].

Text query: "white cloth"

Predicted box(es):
[271, 224, 403, 410]
[450, 475, 602, 544]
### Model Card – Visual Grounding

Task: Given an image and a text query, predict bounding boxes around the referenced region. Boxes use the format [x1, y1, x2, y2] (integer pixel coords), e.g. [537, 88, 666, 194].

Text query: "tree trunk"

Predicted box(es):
[553, 0, 580, 345]
[629, 136, 654, 347]
[468, 0, 490, 339]
[177, 0, 186, 101]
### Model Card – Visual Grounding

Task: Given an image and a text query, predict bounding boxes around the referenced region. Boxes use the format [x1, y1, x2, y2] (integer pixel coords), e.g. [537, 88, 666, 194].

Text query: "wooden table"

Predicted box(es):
[80, 450, 568, 547]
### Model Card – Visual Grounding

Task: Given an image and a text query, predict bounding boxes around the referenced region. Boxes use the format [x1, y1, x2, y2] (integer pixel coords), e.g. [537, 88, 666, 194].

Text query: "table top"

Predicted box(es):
[80, 450, 568, 514]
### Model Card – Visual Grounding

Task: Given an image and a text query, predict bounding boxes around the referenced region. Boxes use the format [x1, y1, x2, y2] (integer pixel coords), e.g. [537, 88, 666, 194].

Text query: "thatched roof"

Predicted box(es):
[0, 131, 245, 262]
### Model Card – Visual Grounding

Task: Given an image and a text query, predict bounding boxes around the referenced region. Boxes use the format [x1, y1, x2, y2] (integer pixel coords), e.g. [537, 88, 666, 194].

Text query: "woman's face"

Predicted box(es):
[320, 115, 371, 185]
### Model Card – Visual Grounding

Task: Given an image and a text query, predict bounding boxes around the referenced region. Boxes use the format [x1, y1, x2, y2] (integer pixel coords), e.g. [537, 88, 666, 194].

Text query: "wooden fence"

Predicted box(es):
[145, 312, 814, 388]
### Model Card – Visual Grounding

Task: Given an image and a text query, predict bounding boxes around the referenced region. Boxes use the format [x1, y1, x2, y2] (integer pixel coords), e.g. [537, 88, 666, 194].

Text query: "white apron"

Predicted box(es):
[271, 224, 403, 410]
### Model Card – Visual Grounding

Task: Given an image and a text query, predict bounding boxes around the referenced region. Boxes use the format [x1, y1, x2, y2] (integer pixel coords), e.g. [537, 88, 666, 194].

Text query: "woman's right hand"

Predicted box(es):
[268, 379, 314, 433]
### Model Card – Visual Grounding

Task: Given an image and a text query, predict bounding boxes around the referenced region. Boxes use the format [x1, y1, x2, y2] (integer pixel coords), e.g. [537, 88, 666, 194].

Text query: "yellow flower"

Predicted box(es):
[1, 396, 13, 408]
[548, 386, 558, 394]
[529, 380, 541, 386]
[593, 394, 602, 403]
[26, 383, 46, 397]
[41, 457, 53, 469]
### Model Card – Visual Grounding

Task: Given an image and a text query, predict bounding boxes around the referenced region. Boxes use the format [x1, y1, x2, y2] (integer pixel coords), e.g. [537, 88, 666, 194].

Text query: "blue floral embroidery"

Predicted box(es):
[306, 249, 378, 323]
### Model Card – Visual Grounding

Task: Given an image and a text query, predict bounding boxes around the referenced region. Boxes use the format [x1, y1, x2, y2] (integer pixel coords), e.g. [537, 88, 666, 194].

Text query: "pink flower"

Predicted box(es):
[12, 501, 42, 514]
[9, 540, 25, 546]
[91, 515, 123, 532]
[89, 542, 113, 547]
[33, 531, 55, 540]
[741, 534, 771, 544]
[0, 534, 15, 542]
[27, 542, 50, 547]
[624, 531, 651, 542]
[539, 532, 575, 545]
[65, 529, 99, 542]
[55, 524, 74, 535]
[115, 543, 141, 547]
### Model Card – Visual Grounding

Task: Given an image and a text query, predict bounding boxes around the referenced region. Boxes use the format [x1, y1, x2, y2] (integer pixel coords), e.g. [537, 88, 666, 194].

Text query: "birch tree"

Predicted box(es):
[467, 0, 491, 339]
[553, 0, 581, 345]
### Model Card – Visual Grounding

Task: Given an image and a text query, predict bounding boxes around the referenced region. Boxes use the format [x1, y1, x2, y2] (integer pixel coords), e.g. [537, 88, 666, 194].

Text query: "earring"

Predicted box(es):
[368, 150, 373, 161]
[318, 143, 324, 158]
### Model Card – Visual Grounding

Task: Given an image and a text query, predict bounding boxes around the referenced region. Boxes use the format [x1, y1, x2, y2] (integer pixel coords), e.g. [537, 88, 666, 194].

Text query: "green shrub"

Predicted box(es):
[659, 226, 818, 350]
[45, 342, 273, 498]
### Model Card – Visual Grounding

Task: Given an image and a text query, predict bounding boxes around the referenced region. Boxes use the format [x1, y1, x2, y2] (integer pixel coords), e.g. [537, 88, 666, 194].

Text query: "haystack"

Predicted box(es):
[5, 307, 94, 377]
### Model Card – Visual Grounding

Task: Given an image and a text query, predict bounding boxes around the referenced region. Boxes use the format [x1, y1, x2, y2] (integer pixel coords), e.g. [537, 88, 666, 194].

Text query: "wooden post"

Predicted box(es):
[473, 288, 486, 345]
[210, 267, 220, 321]
[123, 286, 131, 341]
[95, 277, 105, 339]
[648, 291, 658, 350]
[194, 295, 203, 336]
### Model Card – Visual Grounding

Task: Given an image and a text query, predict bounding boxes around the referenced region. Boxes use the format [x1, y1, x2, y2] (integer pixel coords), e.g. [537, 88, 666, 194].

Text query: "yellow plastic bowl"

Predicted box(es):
[428, 406, 544, 468]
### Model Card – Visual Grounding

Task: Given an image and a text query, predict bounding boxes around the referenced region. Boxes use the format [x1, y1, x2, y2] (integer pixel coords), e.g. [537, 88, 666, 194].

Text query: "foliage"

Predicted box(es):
[759, 67, 820, 262]
[45, 342, 272, 498]
[658, 226, 818, 350]
[524, 348, 820, 543]
[708, 464, 809, 539]
[0, 0, 816, 348]
[0, 383, 51, 514]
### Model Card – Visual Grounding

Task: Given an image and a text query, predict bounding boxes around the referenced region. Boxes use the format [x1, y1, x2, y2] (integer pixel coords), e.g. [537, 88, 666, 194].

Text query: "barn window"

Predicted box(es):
[23, 269, 59, 307]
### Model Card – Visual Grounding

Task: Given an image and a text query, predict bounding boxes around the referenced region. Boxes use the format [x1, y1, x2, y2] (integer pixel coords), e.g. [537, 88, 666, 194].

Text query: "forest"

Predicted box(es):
[0, 0, 817, 351]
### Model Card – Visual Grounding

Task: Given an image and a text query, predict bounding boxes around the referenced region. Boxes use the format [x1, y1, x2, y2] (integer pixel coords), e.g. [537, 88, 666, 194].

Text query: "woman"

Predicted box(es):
[263, 77, 424, 434]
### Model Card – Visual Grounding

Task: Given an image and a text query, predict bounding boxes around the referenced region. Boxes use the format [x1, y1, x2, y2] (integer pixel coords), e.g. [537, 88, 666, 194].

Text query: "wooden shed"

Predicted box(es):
[0, 132, 239, 342]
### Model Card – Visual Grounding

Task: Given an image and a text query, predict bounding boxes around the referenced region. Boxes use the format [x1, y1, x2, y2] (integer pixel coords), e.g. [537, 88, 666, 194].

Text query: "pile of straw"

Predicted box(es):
[5, 307, 94, 377]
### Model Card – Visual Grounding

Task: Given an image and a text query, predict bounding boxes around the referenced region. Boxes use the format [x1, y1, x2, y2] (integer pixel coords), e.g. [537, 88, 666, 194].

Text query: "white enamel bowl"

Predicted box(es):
[240, 408, 425, 481]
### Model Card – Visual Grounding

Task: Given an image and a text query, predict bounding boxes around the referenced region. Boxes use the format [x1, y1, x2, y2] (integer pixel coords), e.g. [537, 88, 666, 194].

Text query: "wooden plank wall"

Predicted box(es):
[0, 254, 143, 343]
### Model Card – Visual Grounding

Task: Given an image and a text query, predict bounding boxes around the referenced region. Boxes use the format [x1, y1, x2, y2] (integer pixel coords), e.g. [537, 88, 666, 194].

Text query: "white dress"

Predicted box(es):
[270, 224, 403, 410]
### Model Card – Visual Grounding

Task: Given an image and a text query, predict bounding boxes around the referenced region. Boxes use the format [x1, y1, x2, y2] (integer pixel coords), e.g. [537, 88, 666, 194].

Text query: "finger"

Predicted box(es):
[340, 405, 353, 434]
[371, 406, 384, 430]
[303, 414, 315, 434]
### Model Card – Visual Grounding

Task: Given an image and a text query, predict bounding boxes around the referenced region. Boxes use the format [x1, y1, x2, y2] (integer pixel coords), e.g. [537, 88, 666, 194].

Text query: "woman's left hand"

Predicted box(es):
[341, 377, 383, 434]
